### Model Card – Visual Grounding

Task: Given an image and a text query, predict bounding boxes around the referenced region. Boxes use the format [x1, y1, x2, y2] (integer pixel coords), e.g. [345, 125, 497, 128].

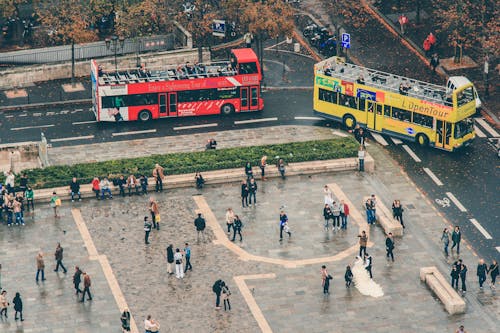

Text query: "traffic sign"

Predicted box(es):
[341, 33, 350, 49]
[212, 20, 226, 37]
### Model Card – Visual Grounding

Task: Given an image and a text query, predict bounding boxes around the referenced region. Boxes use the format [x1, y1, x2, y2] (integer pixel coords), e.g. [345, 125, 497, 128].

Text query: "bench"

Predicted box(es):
[420, 266, 465, 314]
[362, 196, 404, 236]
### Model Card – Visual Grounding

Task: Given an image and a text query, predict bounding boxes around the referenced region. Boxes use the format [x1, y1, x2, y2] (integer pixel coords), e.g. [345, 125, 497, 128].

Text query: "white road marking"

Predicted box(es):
[5, 115, 14, 118]
[33, 113, 42, 117]
[11, 124, 55, 131]
[473, 125, 486, 138]
[294, 116, 324, 121]
[18, 114, 27, 117]
[445, 192, 467, 212]
[370, 132, 389, 146]
[423, 167, 443, 186]
[332, 130, 348, 137]
[51, 135, 95, 142]
[46, 111, 55, 116]
[112, 129, 157, 136]
[72, 120, 98, 125]
[173, 123, 218, 131]
[496, 247, 500, 254]
[469, 218, 492, 239]
[475, 118, 499, 137]
[389, 137, 403, 145]
[75, 108, 83, 112]
[234, 117, 278, 125]
[402, 145, 421, 162]
[60, 110, 70, 115]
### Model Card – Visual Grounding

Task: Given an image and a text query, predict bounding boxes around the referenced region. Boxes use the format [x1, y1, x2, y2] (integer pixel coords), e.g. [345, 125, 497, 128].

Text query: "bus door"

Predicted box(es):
[250, 86, 259, 111]
[436, 120, 452, 150]
[240, 87, 249, 111]
[159, 93, 167, 117]
[366, 101, 383, 131]
[168, 92, 177, 116]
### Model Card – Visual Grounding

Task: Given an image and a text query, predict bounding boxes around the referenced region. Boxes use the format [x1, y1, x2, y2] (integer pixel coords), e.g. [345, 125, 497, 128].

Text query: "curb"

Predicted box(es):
[0, 98, 91, 112]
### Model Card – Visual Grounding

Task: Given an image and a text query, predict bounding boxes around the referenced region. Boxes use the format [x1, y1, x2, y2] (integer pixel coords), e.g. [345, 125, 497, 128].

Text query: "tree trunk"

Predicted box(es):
[416, 1, 421, 24]
[71, 40, 75, 87]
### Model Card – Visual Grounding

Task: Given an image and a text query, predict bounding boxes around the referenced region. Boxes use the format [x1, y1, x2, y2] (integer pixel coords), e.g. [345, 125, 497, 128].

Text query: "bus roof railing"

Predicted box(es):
[315, 56, 451, 106]
[97, 60, 237, 86]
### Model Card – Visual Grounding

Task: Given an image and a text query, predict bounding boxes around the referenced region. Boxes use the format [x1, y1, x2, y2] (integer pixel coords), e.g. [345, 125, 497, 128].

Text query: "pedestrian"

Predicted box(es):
[459, 260, 467, 293]
[241, 180, 249, 208]
[385, 232, 395, 262]
[12, 292, 23, 321]
[259, 155, 267, 180]
[364, 198, 372, 224]
[80, 272, 92, 302]
[152, 163, 165, 192]
[279, 210, 289, 241]
[427, 32, 437, 53]
[477, 259, 488, 289]
[455, 325, 467, 333]
[54, 242, 67, 274]
[225, 208, 235, 235]
[139, 175, 148, 195]
[117, 175, 126, 197]
[73, 266, 82, 294]
[244, 32, 253, 48]
[184, 243, 192, 273]
[212, 279, 223, 309]
[277, 158, 286, 179]
[392, 200, 405, 228]
[0, 264, 2, 290]
[441, 228, 450, 257]
[166, 244, 174, 275]
[194, 213, 206, 243]
[13, 196, 24, 225]
[149, 197, 160, 230]
[423, 37, 431, 57]
[232, 214, 243, 242]
[19, 173, 28, 195]
[369, 194, 377, 224]
[174, 248, 184, 279]
[323, 185, 333, 206]
[49, 191, 61, 218]
[143, 217, 152, 245]
[323, 204, 333, 231]
[221, 281, 231, 311]
[331, 200, 341, 231]
[0, 290, 8, 317]
[358, 145, 365, 172]
[248, 178, 258, 206]
[4, 170, 15, 194]
[126, 174, 139, 196]
[451, 226, 461, 255]
[100, 177, 113, 199]
[345, 265, 353, 288]
[398, 14, 408, 34]
[36, 252, 46, 282]
[25, 186, 34, 211]
[450, 265, 460, 289]
[488, 260, 498, 289]
[358, 231, 368, 257]
[364, 253, 373, 279]
[5, 195, 13, 226]
[91, 177, 100, 199]
[321, 265, 332, 294]
[430, 53, 440, 73]
[340, 200, 349, 229]
[121, 308, 131, 332]
[244, 161, 253, 179]
[195, 172, 205, 189]
[69, 177, 82, 202]
[144, 315, 160, 333]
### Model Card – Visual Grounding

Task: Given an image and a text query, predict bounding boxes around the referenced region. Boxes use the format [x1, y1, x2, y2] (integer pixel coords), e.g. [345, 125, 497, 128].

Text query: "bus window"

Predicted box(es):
[239, 62, 258, 74]
[339, 93, 356, 109]
[357, 98, 366, 111]
[456, 86, 474, 107]
[413, 113, 433, 128]
[383, 105, 391, 117]
[392, 107, 412, 122]
[376, 104, 383, 115]
[454, 118, 473, 138]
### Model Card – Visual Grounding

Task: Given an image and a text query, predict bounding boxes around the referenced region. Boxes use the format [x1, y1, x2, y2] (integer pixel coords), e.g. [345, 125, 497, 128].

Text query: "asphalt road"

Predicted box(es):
[0, 90, 498, 262]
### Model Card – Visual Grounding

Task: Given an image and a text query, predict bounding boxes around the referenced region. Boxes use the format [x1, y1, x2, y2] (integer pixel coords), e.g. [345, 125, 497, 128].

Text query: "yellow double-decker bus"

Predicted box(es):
[313, 56, 479, 151]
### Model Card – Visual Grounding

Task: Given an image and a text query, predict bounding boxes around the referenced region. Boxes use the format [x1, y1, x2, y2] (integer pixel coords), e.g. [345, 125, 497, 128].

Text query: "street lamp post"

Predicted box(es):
[106, 35, 125, 72]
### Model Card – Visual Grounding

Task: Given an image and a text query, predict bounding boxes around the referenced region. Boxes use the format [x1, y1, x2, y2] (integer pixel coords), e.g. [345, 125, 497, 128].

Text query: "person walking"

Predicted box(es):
[80, 272, 92, 302]
[25, 186, 34, 211]
[477, 259, 488, 290]
[392, 200, 405, 228]
[259, 155, 267, 180]
[277, 158, 286, 179]
[73, 266, 82, 295]
[144, 315, 160, 333]
[451, 226, 461, 255]
[221, 281, 231, 311]
[340, 200, 349, 229]
[241, 180, 249, 208]
[358, 145, 365, 172]
[441, 228, 450, 257]
[0, 290, 8, 318]
[321, 265, 332, 294]
[184, 243, 192, 273]
[385, 232, 395, 262]
[279, 211, 289, 241]
[194, 213, 206, 243]
[232, 215, 243, 242]
[489, 260, 498, 289]
[54, 243, 67, 274]
[174, 248, 184, 279]
[331, 201, 341, 231]
[152, 163, 165, 193]
[248, 178, 258, 206]
[12, 292, 23, 321]
[364, 253, 373, 279]
[149, 197, 160, 230]
[49, 192, 61, 218]
[244, 162, 253, 179]
[143, 217, 152, 245]
[36, 252, 46, 282]
[323, 204, 333, 231]
[166, 244, 174, 275]
[345, 265, 353, 288]
[369, 194, 377, 224]
[364, 198, 372, 224]
[121, 308, 131, 332]
[450, 265, 460, 289]
[212, 279, 223, 309]
[225, 208, 235, 235]
[358, 231, 368, 257]
[430, 53, 440, 73]
[459, 260, 467, 294]
[69, 177, 82, 202]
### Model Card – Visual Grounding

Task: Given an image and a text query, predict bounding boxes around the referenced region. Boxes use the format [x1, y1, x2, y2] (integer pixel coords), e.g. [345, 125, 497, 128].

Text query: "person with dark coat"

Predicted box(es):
[69, 177, 81, 202]
[195, 172, 205, 189]
[323, 204, 333, 231]
[450, 265, 460, 289]
[194, 213, 206, 242]
[385, 233, 395, 262]
[212, 279, 223, 309]
[451, 226, 461, 254]
[489, 260, 498, 289]
[364, 253, 373, 279]
[477, 259, 488, 289]
[247, 178, 258, 206]
[459, 260, 467, 293]
[166, 244, 174, 275]
[80, 272, 92, 302]
[241, 180, 249, 208]
[73, 266, 82, 294]
[143, 216, 152, 245]
[345, 265, 353, 288]
[121, 308, 131, 332]
[232, 215, 243, 242]
[244, 162, 253, 179]
[430, 53, 440, 73]
[13, 292, 23, 321]
[54, 243, 67, 274]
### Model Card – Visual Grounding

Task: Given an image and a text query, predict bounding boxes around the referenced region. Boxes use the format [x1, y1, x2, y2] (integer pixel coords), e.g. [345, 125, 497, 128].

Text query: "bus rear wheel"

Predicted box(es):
[221, 104, 235, 115]
[342, 114, 356, 130]
[138, 110, 152, 122]
[416, 133, 429, 147]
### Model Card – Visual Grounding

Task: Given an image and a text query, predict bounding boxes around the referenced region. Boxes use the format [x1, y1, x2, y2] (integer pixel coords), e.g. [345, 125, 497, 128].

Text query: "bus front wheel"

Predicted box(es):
[342, 114, 356, 130]
[416, 133, 429, 147]
[138, 110, 152, 122]
[221, 104, 235, 115]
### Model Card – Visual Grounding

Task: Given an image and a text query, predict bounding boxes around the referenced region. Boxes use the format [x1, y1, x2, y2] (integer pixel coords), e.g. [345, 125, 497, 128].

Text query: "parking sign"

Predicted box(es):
[212, 20, 226, 37]
[341, 33, 350, 49]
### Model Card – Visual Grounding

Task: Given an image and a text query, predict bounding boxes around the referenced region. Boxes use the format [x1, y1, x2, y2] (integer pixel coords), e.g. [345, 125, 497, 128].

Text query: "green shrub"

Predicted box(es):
[0, 138, 358, 189]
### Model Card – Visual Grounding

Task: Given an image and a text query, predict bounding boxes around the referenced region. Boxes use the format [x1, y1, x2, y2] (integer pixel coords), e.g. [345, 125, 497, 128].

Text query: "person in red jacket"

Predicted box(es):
[340, 200, 350, 229]
[423, 38, 431, 57]
[91, 177, 100, 200]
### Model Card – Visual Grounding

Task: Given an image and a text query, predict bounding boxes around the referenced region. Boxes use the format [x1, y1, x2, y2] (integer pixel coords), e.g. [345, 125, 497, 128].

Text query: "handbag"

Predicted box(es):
[55, 198, 62, 206]
[155, 214, 161, 222]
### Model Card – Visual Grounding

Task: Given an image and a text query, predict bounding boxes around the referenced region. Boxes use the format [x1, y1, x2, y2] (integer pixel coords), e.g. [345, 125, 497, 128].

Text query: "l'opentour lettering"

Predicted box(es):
[402, 99, 452, 119]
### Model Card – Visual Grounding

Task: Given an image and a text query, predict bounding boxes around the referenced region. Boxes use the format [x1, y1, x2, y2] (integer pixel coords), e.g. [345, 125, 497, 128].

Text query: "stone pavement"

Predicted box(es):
[2, 142, 497, 332]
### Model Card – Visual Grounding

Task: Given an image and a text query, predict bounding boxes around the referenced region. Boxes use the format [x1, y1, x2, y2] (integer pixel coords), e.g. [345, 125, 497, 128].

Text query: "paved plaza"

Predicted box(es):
[1, 142, 499, 332]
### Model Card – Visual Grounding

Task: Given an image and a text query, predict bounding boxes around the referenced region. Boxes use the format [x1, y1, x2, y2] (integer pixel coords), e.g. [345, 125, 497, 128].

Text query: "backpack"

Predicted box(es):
[212, 279, 222, 293]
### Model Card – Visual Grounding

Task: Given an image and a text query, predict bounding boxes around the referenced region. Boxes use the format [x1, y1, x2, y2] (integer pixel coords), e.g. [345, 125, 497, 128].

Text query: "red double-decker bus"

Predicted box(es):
[90, 48, 263, 122]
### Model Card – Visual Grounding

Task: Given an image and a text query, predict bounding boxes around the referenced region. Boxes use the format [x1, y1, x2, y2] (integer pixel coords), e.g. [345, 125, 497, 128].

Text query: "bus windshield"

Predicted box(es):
[454, 118, 474, 139]
[456, 86, 474, 107]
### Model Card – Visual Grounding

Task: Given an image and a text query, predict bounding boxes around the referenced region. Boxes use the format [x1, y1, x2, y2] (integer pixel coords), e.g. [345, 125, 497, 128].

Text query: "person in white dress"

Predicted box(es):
[174, 248, 184, 279]
[323, 185, 334, 206]
[351, 256, 384, 298]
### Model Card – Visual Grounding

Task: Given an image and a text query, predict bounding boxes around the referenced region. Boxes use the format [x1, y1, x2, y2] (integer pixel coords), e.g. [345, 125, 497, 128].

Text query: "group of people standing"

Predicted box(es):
[322, 185, 350, 231]
[225, 208, 244, 242]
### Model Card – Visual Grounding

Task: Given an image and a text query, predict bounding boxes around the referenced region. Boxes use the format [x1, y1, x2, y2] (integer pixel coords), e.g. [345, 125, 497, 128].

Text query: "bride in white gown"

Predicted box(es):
[351, 256, 384, 298]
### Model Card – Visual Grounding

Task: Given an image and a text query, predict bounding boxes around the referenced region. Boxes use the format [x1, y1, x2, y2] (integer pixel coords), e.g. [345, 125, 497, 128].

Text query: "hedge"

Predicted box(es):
[1, 137, 359, 189]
